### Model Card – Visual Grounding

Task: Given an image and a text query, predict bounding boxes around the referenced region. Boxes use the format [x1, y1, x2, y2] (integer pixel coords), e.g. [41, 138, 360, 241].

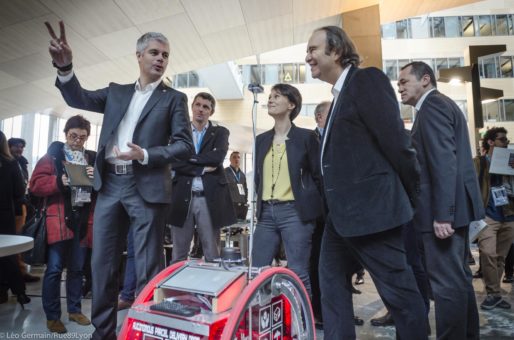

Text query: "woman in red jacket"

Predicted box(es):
[30, 115, 95, 334]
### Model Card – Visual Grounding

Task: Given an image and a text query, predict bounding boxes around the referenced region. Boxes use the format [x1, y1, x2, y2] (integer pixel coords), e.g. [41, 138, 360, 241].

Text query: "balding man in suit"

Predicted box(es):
[398, 61, 484, 339]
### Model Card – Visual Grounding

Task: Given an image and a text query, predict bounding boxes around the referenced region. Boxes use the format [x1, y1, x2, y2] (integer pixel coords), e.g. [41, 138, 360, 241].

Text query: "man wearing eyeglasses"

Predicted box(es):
[474, 127, 514, 311]
[45, 21, 193, 339]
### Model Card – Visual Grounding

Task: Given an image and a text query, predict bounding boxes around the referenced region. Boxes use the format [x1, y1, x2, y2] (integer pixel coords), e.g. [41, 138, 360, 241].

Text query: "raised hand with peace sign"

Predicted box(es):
[45, 20, 73, 72]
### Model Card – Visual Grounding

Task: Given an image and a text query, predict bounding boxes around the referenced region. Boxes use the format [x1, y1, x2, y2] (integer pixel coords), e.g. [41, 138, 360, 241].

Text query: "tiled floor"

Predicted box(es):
[1, 246, 513, 339]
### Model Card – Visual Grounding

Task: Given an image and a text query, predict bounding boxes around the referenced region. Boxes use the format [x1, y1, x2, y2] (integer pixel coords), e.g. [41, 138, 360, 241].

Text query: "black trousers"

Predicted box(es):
[403, 222, 430, 315]
[309, 216, 324, 320]
[319, 220, 427, 340]
[421, 227, 479, 340]
[505, 243, 514, 278]
[0, 255, 26, 295]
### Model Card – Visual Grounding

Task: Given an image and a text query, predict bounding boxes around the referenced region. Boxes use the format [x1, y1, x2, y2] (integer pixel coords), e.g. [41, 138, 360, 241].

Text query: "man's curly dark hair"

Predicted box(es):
[482, 127, 508, 152]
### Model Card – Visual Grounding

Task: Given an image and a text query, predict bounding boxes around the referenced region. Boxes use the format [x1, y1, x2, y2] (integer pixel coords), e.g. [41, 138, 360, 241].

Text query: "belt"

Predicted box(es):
[192, 191, 205, 197]
[263, 200, 294, 205]
[107, 163, 133, 175]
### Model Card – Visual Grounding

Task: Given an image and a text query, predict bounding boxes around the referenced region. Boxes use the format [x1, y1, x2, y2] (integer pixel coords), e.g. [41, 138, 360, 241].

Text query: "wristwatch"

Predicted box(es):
[52, 61, 73, 72]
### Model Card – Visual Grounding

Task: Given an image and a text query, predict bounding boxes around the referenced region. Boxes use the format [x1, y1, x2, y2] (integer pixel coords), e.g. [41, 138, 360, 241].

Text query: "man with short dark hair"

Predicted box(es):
[45, 21, 193, 339]
[473, 126, 514, 310]
[8, 137, 39, 283]
[8, 138, 28, 182]
[169, 92, 236, 263]
[398, 61, 484, 339]
[225, 151, 248, 221]
[306, 26, 426, 339]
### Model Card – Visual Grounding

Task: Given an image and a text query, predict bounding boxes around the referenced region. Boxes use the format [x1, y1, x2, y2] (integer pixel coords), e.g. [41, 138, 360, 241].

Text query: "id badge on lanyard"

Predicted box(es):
[491, 186, 509, 207]
[72, 186, 92, 206]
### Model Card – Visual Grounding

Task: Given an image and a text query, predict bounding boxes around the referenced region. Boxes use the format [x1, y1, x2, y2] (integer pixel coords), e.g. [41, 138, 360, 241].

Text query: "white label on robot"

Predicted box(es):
[272, 325, 283, 340]
[272, 300, 283, 327]
[259, 306, 272, 332]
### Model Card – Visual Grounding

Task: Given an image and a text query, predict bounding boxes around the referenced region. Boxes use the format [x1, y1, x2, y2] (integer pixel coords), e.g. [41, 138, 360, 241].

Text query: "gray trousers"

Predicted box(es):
[172, 195, 220, 263]
[91, 174, 166, 340]
[252, 202, 315, 295]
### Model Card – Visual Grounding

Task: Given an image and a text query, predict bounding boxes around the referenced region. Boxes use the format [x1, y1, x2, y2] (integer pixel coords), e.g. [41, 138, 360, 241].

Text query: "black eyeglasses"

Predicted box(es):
[67, 133, 88, 141]
[495, 137, 509, 142]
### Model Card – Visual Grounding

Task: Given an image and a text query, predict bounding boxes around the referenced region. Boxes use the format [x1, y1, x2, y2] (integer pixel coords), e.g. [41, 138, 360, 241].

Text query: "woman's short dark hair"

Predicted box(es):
[271, 84, 303, 121]
[63, 115, 91, 136]
[315, 26, 361, 68]
[482, 127, 508, 152]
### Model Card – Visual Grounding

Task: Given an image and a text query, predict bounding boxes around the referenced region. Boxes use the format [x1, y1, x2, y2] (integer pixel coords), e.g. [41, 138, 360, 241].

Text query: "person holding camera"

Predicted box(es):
[30, 115, 96, 334]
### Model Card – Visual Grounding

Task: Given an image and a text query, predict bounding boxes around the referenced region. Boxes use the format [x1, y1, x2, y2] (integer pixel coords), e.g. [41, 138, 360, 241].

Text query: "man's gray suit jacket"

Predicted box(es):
[56, 75, 193, 204]
[411, 90, 484, 231]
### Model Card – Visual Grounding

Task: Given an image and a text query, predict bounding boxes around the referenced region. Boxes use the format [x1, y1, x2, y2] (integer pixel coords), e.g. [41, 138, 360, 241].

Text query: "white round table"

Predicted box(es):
[0, 235, 34, 257]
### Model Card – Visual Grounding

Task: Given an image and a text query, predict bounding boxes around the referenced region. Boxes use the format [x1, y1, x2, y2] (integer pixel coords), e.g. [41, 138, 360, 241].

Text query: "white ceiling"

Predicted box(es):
[0, 0, 480, 121]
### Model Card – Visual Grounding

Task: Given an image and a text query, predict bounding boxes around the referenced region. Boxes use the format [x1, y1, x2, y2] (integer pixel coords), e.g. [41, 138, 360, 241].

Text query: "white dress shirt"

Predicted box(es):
[57, 71, 159, 165]
[415, 88, 436, 112]
[320, 65, 352, 171]
[191, 122, 210, 192]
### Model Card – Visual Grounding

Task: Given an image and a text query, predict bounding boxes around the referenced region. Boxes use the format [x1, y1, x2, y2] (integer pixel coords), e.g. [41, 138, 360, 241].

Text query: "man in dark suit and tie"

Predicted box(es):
[45, 21, 193, 339]
[305, 26, 426, 339]
[169, 92, 236, 263]
[398, 61, 484, 339]
[225, 151, 248, 221]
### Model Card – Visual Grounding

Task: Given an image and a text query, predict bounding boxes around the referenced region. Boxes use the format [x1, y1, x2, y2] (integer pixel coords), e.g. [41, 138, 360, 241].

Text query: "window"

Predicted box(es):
[500, 56, 513, 78]
[250, 65, 262, 84]
[396, 20, 410, 39]
[435, 58, 449, 74]
[32, 113, 50, 165]
[188, 72, 199, 87]
[382, 22, 396, 39]
[431, 17, 445, 37]
[483, 100, 500, 121]
[1, 115, 22, 139]
[481, 56, 498, 78]
[242, 65, 261, 84]
[263, 64, 279, 85]
[504, 100, 514, 121]
[444, 17, 461, 37]
[384, 60, 398, 80]
[281, 64, 297, 83]
[298, 64, 306, 83]
[478, 15, 493, 36]
[448, 58, 462, 69]
[410, 17, 430, 38]
[495, 15, 510, 35]
[174, 74, 188, 88]
[461, 16, 475, 37]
